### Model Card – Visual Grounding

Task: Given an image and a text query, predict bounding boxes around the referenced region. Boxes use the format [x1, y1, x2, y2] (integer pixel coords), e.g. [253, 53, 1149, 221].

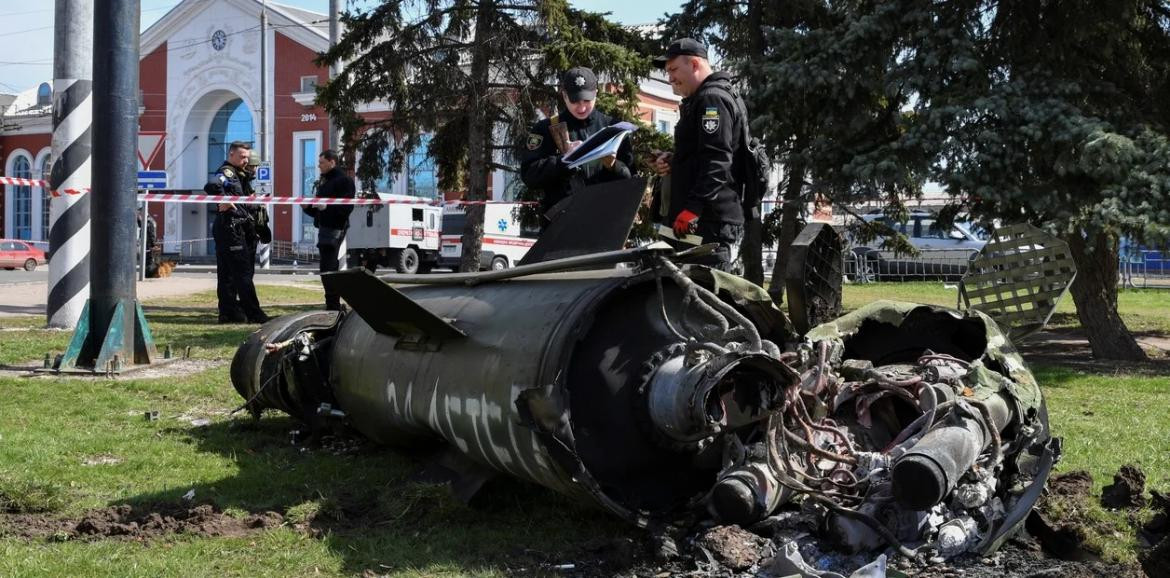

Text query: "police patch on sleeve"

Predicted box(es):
[527, 133, 544, 150]
[702, 107, 720, 134]
[222, 167, 236, 179]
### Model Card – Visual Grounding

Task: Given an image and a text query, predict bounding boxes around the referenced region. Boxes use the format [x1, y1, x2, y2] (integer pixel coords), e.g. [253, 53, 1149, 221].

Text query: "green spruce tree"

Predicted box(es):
[743, 0, 1170, 360]
[316, 0, 651, 272]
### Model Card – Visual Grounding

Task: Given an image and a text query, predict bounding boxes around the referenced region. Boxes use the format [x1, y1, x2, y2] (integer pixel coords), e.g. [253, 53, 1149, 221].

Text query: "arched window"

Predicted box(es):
[205, 98, 254, 253]
[206, 98, 253, 180]
[12, 156, 32, 239]
[39, 154, 52, 239]
[36, 83, 52, 107]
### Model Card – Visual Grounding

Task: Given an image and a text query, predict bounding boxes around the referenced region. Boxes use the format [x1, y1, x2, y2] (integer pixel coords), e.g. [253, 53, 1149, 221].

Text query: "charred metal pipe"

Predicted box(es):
[891, 392, 1012, 510]
[709, 460, 789, 525]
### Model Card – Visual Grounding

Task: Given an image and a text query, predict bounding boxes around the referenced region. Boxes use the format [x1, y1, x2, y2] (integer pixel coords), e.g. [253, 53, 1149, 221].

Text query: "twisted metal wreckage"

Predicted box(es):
[231, 180, 1071, 576]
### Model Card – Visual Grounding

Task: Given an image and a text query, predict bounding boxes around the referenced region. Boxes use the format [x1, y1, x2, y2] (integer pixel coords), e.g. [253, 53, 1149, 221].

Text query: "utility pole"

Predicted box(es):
[329, 0, 345, 269]
[329, 0, 346, 269]
[257, 1, 271, 269]
[47, 0, 93, 329]
[58, 0, 156, 371]
[259, 2, 268, 165]
[328, 0, 340, 150]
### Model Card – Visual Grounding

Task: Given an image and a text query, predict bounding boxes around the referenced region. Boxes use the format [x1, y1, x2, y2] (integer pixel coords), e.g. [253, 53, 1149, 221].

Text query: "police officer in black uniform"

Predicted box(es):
[137, 207, 159, 278]
[652, 39, 747, 272]
[205, 140, 269, 324]
[520, 66, 635, 228]
[302, 149, 355, 311]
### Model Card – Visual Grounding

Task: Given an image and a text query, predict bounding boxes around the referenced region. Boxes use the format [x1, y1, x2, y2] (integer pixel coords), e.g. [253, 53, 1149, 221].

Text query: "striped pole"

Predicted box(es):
[258, 240, 271, 268]
[47, 0, 94, 329]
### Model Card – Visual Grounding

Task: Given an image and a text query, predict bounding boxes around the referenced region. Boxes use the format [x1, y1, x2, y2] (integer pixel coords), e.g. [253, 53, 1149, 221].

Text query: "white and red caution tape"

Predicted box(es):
[0, 176, 89, 195]
[137, 193, 534, 206]
[0, 177, 533, 206]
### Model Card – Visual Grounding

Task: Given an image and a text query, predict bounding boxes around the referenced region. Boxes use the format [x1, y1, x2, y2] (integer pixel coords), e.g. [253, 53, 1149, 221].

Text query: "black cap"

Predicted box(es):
[653, 38, 708, 68]
[560, 67, 598, 102]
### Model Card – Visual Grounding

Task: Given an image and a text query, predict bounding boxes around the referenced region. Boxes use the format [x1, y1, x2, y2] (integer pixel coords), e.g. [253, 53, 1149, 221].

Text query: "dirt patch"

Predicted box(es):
[1026, 471, 1109, 563]
[1102, 464, 1148, 509]
[0, 503, 283, 542]
[1049, 470, 1094, 498]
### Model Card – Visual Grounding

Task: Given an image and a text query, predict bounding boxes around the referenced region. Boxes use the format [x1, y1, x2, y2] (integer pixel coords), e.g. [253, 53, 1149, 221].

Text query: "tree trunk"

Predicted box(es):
[738, 0, 766, 286]
[459, 0, 494, 273]
[742, 207, 764, 284]
[767, 144, 806, 305]
[1065, 229, 1147, 361]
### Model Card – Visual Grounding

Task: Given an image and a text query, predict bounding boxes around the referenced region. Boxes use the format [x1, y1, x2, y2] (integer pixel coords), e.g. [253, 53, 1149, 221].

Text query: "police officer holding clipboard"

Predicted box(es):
[521, 67, 636, 229]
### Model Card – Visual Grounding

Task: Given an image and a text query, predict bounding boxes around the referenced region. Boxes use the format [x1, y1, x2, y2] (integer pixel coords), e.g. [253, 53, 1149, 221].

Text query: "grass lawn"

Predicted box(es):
[0, 282, 1167, 574]
[0, 286, 621, 577]
[842, 282, 1170, 334]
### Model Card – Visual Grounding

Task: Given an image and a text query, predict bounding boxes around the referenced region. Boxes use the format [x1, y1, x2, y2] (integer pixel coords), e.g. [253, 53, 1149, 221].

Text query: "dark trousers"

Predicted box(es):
[215, 236, 266, 322]
[318, 226, 346, 310]
[694, 221, 744, 273]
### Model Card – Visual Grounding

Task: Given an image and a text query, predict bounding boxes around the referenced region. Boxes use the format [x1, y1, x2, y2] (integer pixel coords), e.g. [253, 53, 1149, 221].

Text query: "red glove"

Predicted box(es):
[673, 209, 699, 237]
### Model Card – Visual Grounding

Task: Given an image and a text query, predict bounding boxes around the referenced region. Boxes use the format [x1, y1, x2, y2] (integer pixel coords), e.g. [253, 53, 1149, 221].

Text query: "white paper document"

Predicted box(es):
[563, 122, 637, 169]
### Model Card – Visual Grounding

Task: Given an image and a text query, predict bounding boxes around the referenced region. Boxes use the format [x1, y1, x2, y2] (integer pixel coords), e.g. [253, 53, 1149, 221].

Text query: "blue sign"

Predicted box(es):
[255, 163, 272, 185]
[137, 170, 167, 189]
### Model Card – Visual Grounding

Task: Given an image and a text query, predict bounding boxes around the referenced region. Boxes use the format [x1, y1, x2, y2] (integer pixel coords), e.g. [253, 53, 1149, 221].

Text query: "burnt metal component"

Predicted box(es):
[230, 310, 342, 422]
[798, 301, 1055, 558]
[784, 223, 844, 334]
[959, 223, 1077, 340]
[321, 268, 465, 340]
[519, 177, 646, 265]
[892, 393, 1012, 510]
[645, 352, 793, 447]
[710, 460, 789, 526]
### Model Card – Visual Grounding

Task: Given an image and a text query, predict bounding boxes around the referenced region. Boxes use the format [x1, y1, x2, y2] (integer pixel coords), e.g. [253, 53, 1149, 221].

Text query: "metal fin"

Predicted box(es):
[322, 268, 466, 339]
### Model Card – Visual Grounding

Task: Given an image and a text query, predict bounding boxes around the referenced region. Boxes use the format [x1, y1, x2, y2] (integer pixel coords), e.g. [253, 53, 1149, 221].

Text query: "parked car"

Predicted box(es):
[0, 239, 48, 272]
[847, 212, 988, 282]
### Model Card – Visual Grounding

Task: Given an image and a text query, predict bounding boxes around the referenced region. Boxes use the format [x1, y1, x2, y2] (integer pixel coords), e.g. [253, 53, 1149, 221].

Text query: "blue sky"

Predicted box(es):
[0, 0, 682, 94]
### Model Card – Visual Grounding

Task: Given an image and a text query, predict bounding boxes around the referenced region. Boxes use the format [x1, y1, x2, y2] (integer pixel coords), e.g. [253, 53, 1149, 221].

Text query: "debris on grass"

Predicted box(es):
[80, 454, 123, 467]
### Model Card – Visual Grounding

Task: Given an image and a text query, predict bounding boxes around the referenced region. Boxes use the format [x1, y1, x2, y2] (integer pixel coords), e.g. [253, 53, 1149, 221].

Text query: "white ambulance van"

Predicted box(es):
[438, 203, 538, 270]
[345, 194, 442, 273]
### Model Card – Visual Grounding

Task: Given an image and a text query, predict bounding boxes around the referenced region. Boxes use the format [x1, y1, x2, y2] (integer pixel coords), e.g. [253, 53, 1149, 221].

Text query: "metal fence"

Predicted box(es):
[842, 248, 979, 283]
[268, 240, 320, 265]
[1120, 249, 1170, 288]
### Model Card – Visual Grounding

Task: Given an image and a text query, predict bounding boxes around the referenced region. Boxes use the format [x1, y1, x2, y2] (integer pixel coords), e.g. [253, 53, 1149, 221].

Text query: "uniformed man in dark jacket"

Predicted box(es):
[652, 38, 746, 271]
[136, 207, 159, 278]
[204, 140, 268, 324]
[302, 149, 355, 311]
[520, 66, 635, 228]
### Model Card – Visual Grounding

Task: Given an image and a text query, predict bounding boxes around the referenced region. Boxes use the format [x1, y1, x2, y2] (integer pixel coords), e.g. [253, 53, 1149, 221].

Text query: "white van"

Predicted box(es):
[438, 203, 539, 270]
[345, 194, 442, 273]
